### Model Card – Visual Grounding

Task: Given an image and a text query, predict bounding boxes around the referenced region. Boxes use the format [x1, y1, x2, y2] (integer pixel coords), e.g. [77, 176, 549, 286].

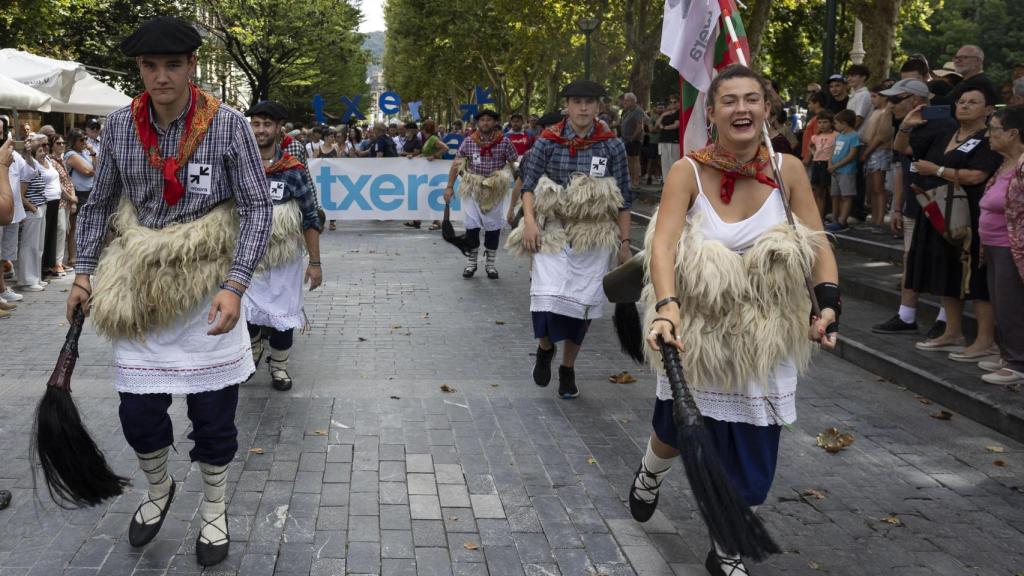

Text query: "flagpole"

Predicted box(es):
[719, 1, 822, 318]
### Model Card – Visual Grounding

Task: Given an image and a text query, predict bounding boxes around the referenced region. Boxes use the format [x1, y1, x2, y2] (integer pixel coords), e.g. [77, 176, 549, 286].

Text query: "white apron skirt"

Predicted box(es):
[530, 245, 614, 320]
[112, 297, 255, 395]
[462, 196, 508, 232]
[243, 255, 306, 331]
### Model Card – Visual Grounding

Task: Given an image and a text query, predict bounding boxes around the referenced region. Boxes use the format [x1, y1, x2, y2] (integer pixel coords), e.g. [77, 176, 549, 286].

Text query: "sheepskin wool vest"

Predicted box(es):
[457, 160, 513, 212]
[90, 199, 304, 340]
[506, 173, 623, 257]
[640, 208, 827, 391]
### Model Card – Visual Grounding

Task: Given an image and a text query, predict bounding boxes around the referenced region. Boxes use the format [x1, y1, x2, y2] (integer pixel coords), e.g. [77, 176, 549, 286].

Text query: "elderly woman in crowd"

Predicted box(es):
[49, 133, 76, 275]
[901, 87, 1002, 360]
[63, 128, 94, 270]
[978, 106, 1024, 385]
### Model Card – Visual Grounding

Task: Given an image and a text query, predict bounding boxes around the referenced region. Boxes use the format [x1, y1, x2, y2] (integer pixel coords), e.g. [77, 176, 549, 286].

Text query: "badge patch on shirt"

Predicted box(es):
[957, 138, 981, 153]
[472, 153, 482, 165]
[269, 180, 285, 201]
[590, 156, 608, 177]
[187, 163, 212, 195]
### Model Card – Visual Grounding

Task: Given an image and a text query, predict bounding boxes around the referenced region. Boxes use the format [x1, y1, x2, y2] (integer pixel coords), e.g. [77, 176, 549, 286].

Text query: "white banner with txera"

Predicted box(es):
[310, 157, 466, 220]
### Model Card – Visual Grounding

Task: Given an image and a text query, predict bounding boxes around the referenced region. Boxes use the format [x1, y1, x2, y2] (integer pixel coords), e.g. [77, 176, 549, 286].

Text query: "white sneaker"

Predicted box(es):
[20, 284, 45, 292]
[0, 289, 21, 302]
[38, 280, 48, 287]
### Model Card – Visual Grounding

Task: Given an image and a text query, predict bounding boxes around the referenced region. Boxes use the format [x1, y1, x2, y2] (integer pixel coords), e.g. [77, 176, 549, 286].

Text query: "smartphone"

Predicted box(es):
[922, 105, 951, 121]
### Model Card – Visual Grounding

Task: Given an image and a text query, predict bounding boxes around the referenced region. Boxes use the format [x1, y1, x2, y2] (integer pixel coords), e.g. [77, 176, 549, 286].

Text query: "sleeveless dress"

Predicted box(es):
[650, 156, 796, 506]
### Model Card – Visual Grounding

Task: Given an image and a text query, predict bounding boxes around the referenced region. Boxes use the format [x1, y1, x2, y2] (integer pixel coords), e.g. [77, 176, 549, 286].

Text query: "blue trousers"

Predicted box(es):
[118, 385, 239, 466]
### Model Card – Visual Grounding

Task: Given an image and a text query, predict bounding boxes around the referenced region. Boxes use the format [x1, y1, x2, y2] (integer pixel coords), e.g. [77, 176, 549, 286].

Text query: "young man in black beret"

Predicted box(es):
[443, 108, 518, 279]
[244, 100, 323, 392]
[67, 15, 273, 567]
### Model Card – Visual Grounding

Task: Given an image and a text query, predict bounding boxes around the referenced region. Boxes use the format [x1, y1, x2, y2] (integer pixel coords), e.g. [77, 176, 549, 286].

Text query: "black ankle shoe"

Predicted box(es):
[270, 366, 292, 391]
[558, 366, 578, 399]
[533, 345, 556, 387]
[926, 320, 947, 340]
[486, 267, 499, 280]
[195, 511, 230, 567]
[628, 465, 661, 523]
[463, 265, 477, 278]
[128, 480, 176, 547]
[871, 314, 918, 334]
[705, 548, 748, 576]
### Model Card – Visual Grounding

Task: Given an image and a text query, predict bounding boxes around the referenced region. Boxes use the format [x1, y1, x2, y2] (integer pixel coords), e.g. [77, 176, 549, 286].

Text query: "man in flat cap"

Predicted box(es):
[443, 108, 518, 279]
[244, 100, 322, 392]
[507, 79, 631, 399]
[67, 15, 273, 567]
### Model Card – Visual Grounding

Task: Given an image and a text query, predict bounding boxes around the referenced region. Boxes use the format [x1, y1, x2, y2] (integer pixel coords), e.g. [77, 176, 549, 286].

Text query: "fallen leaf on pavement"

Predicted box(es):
[249, 448, 265, 454]
[801, 489, 827, 500]
[994, 460, 1007, 467]
[495, 320, 506, 325]
[915, 395, 932, 405]
[390, 324, 402, 330]
[440, 384, 456, 393]
[463, 541, 480, 550]
[490, 384, 499, 388]
[586, 570, 610, 576]
[390, 396, 401, 400]
[423, 313, 430, 319]
[815, 427, 854, 453]
[608, 371, 637, 384]
[808, 560, 824, 571]
[881, 514, 903, 526]
[930, 410, 954, 420]
[357, 337, 367, 342]
[448, 516, 459, 521]
[986, 445, 1005, 453]
[313, 429, 328, 436]
[587, 457, 597, 465]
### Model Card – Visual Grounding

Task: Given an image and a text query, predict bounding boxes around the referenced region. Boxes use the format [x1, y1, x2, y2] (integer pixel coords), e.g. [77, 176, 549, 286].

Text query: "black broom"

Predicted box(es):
[657, 335, 781, 561]
[32, 305, 129, 508]
[441, 201, 474, 256]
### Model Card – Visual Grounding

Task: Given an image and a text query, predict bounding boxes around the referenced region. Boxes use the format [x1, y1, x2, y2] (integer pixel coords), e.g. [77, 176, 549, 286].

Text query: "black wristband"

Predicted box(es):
[308, 260, 322, 267]
[654, 296, 681, 312]
[813, 282, 841, 332]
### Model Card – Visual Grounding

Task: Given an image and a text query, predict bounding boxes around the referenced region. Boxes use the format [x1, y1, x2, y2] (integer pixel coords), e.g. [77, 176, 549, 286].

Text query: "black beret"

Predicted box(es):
[120, 16, 202, 57]
[559, 79, 607, 98]
[537, 111, 564, 127]
[474, 109, 500, 121]
[245, 100, 289, 121]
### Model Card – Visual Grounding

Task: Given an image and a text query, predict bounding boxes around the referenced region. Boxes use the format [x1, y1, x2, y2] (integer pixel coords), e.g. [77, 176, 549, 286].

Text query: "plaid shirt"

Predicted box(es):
[520, 123, 632, 208]
[76, 97, 272, 286]
[267, 147, 321, 231]
[456, 133, 518, 175]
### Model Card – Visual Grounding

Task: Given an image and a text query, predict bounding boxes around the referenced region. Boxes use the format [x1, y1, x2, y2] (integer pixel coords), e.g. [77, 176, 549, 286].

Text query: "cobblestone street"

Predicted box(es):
[1, 223, 1023, 575]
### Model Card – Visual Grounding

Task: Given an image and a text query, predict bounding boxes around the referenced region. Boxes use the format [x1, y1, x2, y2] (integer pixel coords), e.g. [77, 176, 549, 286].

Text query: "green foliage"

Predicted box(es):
[901, 0, 1024, 86]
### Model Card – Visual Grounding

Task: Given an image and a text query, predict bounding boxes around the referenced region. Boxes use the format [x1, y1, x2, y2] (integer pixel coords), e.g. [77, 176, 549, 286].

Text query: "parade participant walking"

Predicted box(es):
[508, 80, 631, 399]
[244, 100, 323, 391]
[443, 109, 518, 279]
[632, 65, 839, 575]
[66, 16, 273, 567]
[506, 113, 534, 156]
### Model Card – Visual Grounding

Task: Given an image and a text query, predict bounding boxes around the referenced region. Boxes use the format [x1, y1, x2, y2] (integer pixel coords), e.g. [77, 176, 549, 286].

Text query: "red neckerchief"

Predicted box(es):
[539, 119, 616, 157]
[470, 130, 504, 156]
[281, 134, 294, 149]
[131, 84, 220, 206]
[265, 146, 304, 175]
[687, 144, 778, 204]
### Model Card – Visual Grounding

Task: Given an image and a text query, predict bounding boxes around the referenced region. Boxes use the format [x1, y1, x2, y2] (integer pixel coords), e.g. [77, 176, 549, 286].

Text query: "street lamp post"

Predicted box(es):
[576, 18, 601, 81]
[495, 67, 506, 118]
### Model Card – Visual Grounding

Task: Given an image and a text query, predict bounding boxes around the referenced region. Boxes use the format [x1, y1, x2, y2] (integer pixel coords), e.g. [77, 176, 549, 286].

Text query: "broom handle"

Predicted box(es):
[657, 336, 703, 429]
[720, 5, 822, 319]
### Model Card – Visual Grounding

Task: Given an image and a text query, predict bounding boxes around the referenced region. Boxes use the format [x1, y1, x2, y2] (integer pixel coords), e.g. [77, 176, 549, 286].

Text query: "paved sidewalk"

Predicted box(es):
[1, 222, 1023, 576]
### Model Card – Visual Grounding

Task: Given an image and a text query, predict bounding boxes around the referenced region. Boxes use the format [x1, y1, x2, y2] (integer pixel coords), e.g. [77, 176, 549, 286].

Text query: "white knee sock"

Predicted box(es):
[135, 447, 172, 525]
[898, 305, 916, 324]
[633, 438, 673, 503]
[198, 462, 229, 545]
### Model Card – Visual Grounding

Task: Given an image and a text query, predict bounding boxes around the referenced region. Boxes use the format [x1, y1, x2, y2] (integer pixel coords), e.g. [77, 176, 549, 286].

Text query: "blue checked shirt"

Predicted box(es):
[519, 123, 632, 209]
[75, 97, 273, 286]
[267, 147, 321, 231]
[456, 133, 518, 175]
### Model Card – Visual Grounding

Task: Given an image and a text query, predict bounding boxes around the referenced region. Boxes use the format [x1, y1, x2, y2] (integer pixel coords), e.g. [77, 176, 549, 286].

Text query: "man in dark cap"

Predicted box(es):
[508, 79, 631, 399]
[443, 108, 518, 279]
[67, 15, 273, 568]
[244, 100, 322, 392]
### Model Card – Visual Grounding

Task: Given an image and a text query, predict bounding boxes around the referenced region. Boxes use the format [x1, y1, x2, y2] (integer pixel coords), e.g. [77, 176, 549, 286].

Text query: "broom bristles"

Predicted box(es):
[679, 425, 781, 561]
[612, 303, 645, 363]
[33, 386, 129, 509]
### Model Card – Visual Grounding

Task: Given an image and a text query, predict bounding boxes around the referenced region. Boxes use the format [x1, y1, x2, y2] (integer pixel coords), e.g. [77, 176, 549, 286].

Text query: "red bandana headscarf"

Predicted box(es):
[539, 119, 616, 157]
[686, 143, 778, 204]
[469, 130, 504, 156]
[131, 84, 220, 206]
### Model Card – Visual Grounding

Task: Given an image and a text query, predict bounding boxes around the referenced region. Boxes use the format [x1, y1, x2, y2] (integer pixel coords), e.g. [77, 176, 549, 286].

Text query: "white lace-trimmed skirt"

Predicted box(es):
[530, 245, 614, 320]
[112, 297, 255, 395]
[655, 359, 798, 427]
[462, 196, 509, 232]
[243, 255, 306, 331]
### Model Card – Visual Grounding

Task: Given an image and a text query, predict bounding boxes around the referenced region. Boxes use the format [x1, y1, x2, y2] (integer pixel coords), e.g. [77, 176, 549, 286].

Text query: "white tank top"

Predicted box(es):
[683, 156, 786, 252]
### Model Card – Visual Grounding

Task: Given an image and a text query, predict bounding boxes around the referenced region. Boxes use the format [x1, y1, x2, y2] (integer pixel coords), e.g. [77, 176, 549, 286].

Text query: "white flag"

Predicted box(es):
[660, 0, 721, 92]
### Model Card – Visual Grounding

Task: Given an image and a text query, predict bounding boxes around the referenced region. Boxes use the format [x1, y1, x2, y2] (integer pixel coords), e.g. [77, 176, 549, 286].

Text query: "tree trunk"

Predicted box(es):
[628, 57, 655, 108]
[852, 0, 902, 84]
[745, 0, 773, 65]
[624, 0, 663, 108]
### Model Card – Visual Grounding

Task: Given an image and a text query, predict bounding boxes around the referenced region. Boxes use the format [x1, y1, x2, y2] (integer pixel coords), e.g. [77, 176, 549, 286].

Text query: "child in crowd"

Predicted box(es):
[827, 109, 862, 231]
[860, 85, 894, 231]
[808, 109, 837, 218]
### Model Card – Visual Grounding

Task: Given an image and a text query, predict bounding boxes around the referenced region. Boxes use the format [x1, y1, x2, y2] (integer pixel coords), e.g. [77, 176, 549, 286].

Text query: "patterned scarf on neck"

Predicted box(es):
[687, 143, 778, 204]
[131, 84, 220, 206]
[539, 119, 616, 157]
[469, 130, 504, 156]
